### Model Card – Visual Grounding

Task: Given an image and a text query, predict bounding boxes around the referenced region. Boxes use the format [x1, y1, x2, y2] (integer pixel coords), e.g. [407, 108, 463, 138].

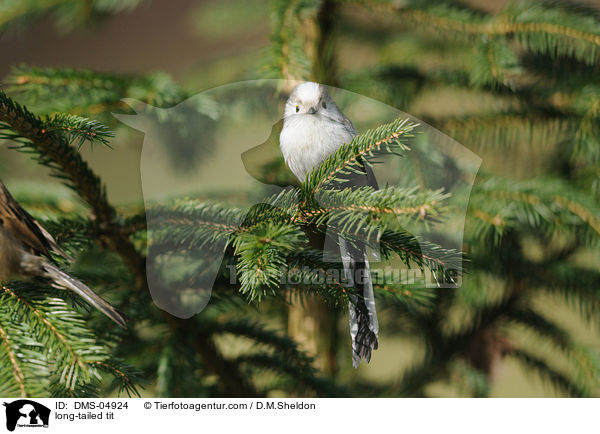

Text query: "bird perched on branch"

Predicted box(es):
[280, 82, 379, 367]
[0, 180, 127, 327]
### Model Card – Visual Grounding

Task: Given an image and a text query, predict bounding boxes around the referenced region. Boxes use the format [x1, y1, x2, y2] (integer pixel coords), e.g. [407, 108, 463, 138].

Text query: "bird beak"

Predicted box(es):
[308, 106, 317, 114]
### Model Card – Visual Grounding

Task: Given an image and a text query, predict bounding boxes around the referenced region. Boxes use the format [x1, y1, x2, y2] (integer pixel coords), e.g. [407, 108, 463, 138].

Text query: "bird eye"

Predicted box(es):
[322, 101, 327, 109]
[295, 105, 299, 112]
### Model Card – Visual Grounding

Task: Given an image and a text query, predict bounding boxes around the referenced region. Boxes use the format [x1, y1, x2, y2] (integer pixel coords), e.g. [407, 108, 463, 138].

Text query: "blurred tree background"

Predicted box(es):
[1, 0, 600, 397]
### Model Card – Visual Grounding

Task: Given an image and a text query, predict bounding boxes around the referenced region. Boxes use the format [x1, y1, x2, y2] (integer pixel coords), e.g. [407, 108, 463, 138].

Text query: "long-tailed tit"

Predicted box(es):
[280, 82, 378, 367]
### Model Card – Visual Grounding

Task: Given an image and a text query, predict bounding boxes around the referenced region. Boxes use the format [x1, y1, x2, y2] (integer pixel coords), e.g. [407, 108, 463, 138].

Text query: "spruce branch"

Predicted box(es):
[510, 348, 588, 397]
[235, 353, 346, 397]
[283, 249, 351, 303]
[44, 114, 115, 149]
[306, 186, 448, 236]
[147, 202, 248, 250]
[0, 0, 71, 29]
[1, 284, 108, 396]
[358, 0, 600, 65]
[531, 263, 600, 323]
[431, 112, 571, 152]
[6, 66, 183, 115]
[507, 308, 600, 392]
[193, 328, 260, 397]
[378, 230, 463, 272]
[233, 222, 306, 301]
[265, 0, 319, 80]
[302, 117, 418, 193]
[90, 358, 145, 397]
[0, 91, 146, 286]
[374, 285, 437, 311]
[449, 359, 490, 397]
[467, 176, 600, 245]
[49, 380, 101, 398]
[0, 322, 28, 397]
[210, 318, 347, 396]
[0, 0, 147, 31]
[394, 293, 519, 396]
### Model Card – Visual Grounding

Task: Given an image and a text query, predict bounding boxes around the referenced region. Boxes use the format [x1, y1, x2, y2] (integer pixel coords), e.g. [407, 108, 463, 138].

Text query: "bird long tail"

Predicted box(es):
[339, 237, 378, 368]
[41, 261, 127, 328]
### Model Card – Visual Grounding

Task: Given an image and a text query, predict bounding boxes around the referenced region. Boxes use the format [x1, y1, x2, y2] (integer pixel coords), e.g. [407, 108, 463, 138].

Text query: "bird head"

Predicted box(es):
[284, 82, 333, 118]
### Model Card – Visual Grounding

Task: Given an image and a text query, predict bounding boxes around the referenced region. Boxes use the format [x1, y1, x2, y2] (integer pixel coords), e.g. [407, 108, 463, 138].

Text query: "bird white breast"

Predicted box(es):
[280, 114, 355, 182]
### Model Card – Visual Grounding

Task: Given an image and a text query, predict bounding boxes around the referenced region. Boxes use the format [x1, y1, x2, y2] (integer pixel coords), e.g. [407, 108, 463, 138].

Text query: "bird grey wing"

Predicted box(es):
[362, 159, 379, 189]
[340, 112, 358, 136]
[0, 181, 71, 260]
[337, 114, 377, 189]
[339, 156, 379, 191]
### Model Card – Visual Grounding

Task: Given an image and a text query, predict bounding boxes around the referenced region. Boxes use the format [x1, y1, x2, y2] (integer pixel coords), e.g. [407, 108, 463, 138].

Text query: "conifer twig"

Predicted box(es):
[0, 91, 146, 287]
